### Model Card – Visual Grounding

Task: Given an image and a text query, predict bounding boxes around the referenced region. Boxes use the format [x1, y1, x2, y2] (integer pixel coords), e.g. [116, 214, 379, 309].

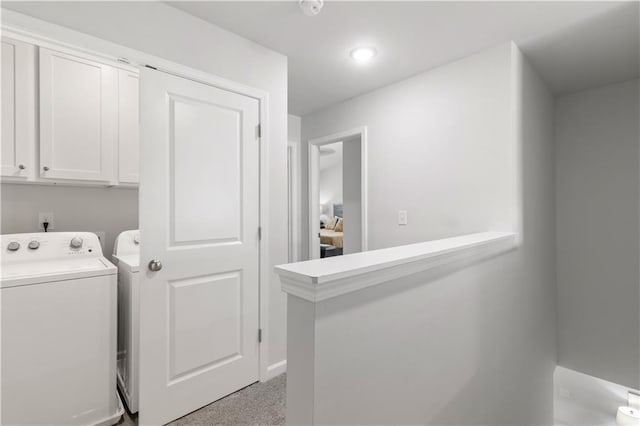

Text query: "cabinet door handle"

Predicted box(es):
[42, 166, 50, 171]
[18, 164, 25, 170]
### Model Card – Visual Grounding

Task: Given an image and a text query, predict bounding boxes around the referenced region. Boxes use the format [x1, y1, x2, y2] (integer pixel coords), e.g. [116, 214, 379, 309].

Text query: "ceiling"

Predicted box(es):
[170, 1, 639, 116]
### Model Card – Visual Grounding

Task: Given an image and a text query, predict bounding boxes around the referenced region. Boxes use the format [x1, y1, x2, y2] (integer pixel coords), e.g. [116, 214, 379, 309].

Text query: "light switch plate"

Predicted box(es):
[398, 210, 408, 226]
[38, 212, 54, 230]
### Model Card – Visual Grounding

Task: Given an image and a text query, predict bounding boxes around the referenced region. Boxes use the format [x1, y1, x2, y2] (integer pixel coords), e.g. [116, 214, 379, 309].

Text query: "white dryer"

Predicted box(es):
[1, 232, 123, 426]
[112, 230, 140, 413]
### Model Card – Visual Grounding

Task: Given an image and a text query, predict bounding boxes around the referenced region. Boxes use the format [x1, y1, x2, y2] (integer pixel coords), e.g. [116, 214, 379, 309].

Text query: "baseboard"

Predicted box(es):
[266, 360, 287, 380]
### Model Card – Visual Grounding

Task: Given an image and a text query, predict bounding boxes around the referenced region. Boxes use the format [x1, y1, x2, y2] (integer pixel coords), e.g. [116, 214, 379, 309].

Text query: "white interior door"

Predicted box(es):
[139, 67, 260, 425]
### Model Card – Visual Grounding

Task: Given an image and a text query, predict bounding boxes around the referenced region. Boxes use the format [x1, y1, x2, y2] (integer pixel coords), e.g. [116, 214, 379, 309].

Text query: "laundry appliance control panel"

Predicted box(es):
[2, 232, 104, 260]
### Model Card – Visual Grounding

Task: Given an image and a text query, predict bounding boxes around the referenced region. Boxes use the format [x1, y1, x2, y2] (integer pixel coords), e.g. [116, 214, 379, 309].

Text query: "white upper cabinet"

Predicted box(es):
[1, 37, 36, 180]
[1, 35, 139, 187]
[117, 69, 139, 184]
[39, 47, 116, 182]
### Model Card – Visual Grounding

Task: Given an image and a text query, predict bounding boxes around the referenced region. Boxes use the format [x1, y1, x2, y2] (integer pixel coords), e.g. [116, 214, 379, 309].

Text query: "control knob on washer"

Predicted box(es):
[70, 237, 83, 249]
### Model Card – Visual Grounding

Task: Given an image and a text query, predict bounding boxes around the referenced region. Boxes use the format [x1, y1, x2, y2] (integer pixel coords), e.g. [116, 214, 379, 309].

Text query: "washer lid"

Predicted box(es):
[1, 257, 116, 288]
[113, 254, 139, 273]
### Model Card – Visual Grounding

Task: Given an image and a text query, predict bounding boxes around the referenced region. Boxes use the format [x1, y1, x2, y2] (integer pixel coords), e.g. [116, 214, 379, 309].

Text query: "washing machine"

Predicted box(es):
[1, 232, 123, 425]
[112, 230, 140, 413]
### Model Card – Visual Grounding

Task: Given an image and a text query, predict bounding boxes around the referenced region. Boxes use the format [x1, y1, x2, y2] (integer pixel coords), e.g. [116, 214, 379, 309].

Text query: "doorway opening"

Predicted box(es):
[308, 127, 368, 260]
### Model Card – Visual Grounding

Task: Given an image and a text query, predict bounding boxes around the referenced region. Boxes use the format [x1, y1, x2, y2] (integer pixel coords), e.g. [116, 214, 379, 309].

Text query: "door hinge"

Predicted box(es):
[258, 328, 263, 343]
[256, 124, 261, 139]
[258, 226, 262, 241]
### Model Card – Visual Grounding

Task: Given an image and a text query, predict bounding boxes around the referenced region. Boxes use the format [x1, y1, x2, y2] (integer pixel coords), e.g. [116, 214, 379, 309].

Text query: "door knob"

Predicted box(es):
[43, 166, 50, 171]
[148, 259, 163, 272]
[18, 164, 25, 170]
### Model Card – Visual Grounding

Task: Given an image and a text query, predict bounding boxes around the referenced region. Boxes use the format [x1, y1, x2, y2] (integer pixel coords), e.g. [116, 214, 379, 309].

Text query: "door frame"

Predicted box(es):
[308, 126, 368, 259]
[288, 141, 301, 263]
[3, 19, 273, 382]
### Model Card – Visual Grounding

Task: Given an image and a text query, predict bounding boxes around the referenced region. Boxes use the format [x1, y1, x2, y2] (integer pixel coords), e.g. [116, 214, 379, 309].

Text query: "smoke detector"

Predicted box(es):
[299, 0, 323, 16]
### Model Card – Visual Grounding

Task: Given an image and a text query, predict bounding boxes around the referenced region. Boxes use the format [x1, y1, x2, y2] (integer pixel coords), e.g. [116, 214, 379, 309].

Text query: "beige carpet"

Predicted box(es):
[118, 374, 286, 426]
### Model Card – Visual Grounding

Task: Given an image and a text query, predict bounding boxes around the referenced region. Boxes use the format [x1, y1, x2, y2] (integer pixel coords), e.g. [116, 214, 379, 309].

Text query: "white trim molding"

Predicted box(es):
[266, 360, 287, 381]
[287, 141, 301, 263]
[276, 232, 517, 302]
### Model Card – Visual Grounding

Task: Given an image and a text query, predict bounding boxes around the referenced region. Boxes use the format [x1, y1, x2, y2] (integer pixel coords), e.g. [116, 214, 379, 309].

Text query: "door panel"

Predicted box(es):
[39, 48, 115, 182]
[1, 37, 35, 179]
[168, 271, 242, 381]
[170, 95, 241, 244]
[139, 68, 260, 425]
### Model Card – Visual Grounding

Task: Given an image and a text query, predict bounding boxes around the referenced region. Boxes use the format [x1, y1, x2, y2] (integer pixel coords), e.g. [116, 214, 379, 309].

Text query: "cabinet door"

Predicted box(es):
[39, 48, 115, 182]
[1, 37, 35, 179]
[117, 69, 139, 184]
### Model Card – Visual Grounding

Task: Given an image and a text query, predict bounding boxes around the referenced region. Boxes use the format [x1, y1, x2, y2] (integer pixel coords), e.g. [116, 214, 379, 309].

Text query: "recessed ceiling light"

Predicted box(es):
[350, 47, 377, 63]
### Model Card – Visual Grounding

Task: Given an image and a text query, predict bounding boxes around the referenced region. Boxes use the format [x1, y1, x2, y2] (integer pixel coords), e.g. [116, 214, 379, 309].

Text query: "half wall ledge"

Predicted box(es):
[275, 231, 518, 303]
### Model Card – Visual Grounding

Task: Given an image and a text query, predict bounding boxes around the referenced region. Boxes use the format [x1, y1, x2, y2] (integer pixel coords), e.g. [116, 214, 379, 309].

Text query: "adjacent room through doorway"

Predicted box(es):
[308, 128, 367, 260]
[319, 141, 343, 258]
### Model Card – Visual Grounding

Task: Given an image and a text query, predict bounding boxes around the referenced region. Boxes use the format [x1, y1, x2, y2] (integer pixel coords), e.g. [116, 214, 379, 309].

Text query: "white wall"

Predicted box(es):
[555, 79, 640, 389]
[288, 114, 301, 144]
[1, 184, 137, 256]
[300, 44, 519, 259]
[1, 4, 289, 375]
[290, 44, 556, 424]
[319, 162, 343, 210]
[342, 138, 362, 254]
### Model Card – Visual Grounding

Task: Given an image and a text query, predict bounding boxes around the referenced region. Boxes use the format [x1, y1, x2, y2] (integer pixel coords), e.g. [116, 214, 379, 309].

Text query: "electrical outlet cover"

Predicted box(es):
[38, 212, 54, 230]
